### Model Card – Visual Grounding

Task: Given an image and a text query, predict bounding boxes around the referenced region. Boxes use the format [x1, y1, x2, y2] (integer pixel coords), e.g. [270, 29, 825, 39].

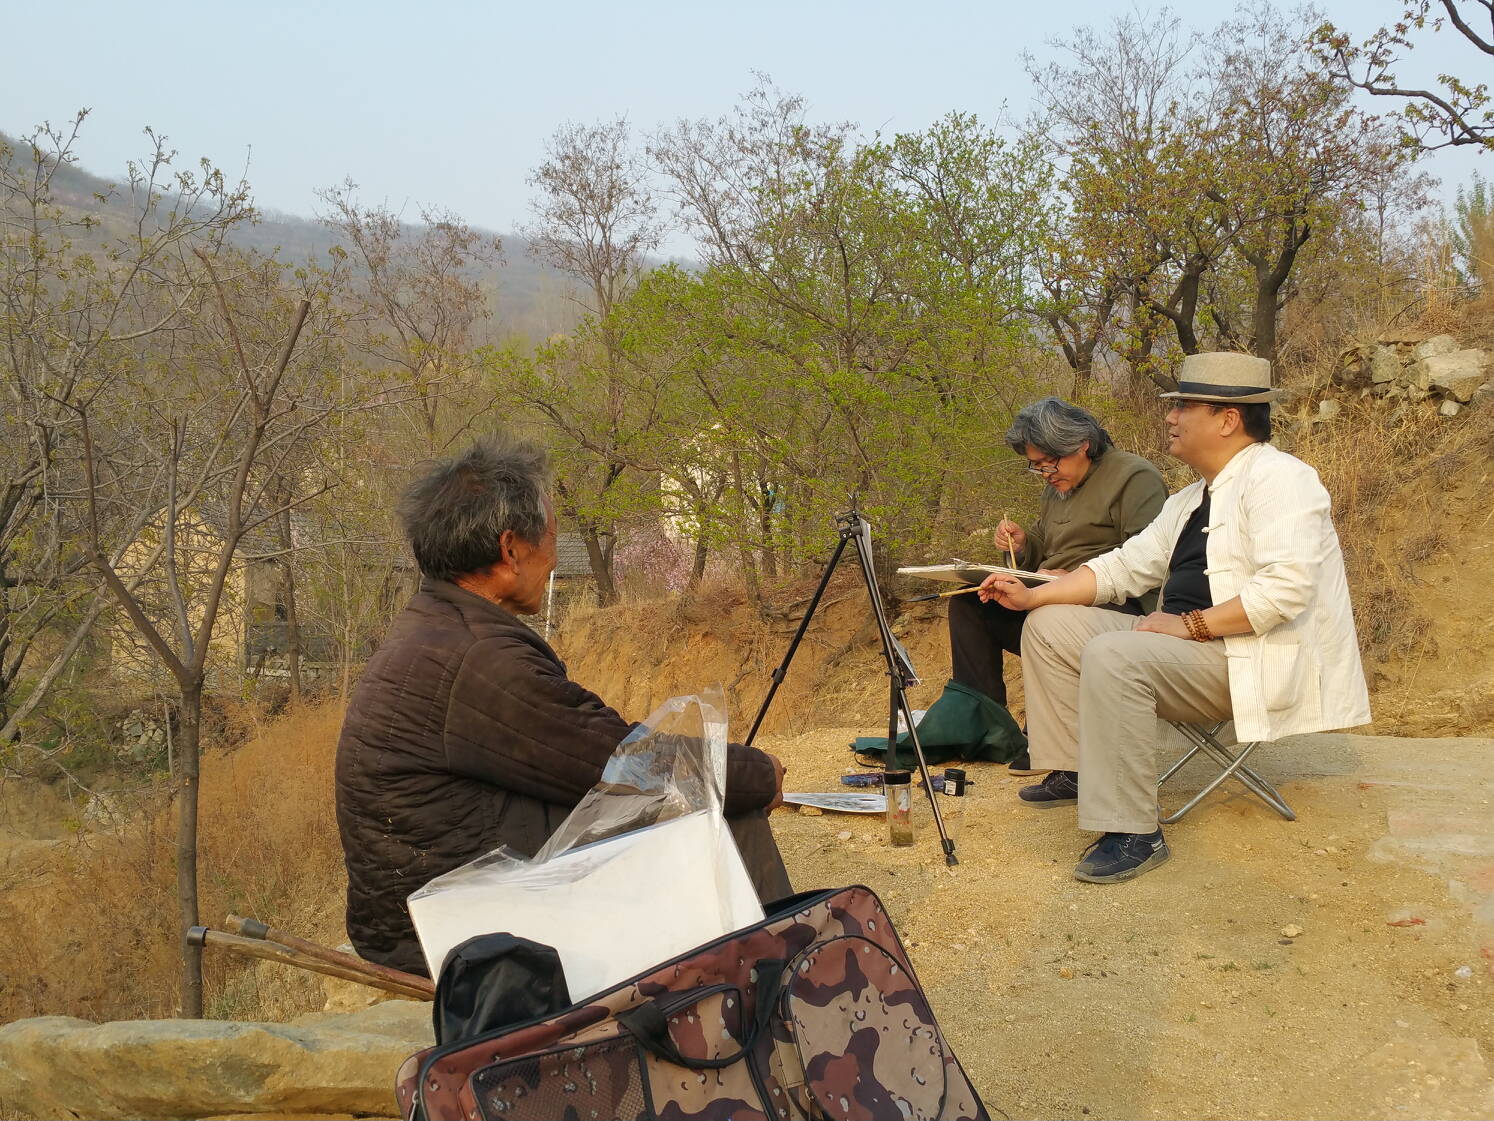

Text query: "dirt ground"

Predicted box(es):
[755, 723, 1494, 1120]
[544, 554, 1494, 1120]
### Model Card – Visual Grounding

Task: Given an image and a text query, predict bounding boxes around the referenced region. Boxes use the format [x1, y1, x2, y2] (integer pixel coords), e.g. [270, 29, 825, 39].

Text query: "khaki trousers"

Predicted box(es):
[1021, 604, 1233, 834]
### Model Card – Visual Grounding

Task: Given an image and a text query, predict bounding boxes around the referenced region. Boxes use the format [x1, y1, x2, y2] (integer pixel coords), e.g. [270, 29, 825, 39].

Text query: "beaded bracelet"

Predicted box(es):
[1184, 610, 1214, 642]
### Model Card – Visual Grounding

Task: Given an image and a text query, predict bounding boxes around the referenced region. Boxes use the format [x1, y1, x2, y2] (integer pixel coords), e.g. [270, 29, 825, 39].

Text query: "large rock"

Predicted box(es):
[1334, 343, 1374, 387]
[1369, 345, 1402, 385]
[0, 1000, 432, 1120]
[1411, 333, 1460, 361]
[1414, 348, 1488, 402]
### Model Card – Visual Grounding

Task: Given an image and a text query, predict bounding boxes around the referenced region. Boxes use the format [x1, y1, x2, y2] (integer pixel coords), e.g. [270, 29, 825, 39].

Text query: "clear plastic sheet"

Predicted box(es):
[532, 687, 729, 862]
[407, 687, 762, 994]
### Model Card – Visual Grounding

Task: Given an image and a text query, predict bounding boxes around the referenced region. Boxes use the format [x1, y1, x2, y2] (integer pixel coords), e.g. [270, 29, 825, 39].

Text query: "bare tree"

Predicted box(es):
[518, 118, 666, 603]
[319, 183, 502, 456]
[75, 252, 348, 1017]
[0, 114, 254, 747]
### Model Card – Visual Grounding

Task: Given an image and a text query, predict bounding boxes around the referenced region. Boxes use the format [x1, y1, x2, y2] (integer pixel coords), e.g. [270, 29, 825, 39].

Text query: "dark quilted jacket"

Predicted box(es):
[335, 578, 779, 975]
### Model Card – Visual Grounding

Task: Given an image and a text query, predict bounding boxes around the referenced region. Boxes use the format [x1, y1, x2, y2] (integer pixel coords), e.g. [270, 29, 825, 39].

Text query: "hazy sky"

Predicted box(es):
[5, 1, 1487, 253]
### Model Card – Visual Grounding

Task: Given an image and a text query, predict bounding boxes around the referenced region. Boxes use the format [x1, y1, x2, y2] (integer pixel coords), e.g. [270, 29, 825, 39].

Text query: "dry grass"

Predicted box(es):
[1282, 362, 1494, 668]
[1286, 402, 1436, 660]
[0, 702, 348, 1024]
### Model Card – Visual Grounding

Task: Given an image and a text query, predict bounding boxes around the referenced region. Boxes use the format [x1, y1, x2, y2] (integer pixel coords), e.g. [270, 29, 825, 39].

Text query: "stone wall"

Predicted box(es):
[1334, 333, 1493, 419]
[0, 1000, 432, 1120]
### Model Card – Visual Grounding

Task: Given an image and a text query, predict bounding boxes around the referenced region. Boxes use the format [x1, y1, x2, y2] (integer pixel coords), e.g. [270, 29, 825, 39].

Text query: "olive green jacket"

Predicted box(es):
[1020, 449, 1167, 576]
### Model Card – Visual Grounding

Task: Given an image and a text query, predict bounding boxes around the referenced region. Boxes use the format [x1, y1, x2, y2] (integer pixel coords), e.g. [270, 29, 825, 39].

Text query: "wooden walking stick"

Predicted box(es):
[188, 916, 435, 1000]
[225, 913, 433, 996]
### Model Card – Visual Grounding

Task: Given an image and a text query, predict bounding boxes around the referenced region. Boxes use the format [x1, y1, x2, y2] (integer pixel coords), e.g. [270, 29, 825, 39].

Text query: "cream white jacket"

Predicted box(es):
[1083, 442, 1371, 742]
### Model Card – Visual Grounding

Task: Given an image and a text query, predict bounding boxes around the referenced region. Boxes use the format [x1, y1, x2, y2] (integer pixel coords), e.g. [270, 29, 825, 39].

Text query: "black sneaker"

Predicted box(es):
[1073, 830, 1170, 883]
[1017, 769, 1078, 807]
[1007, 749, 1046, 777]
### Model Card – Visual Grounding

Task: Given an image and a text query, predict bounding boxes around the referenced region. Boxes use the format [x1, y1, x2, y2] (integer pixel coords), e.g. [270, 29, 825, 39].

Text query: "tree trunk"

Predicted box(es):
[729, 452, 764, 614]
[1040, 310, 1099, 394]
[0, 555, 15, 730]
[277, 506, 303, 703]
[757, 481, 778, 578]
[1250, 270, 1280, 363]
[581, 525, 618, 605]
[1148, 259, 1205, 356]
[176, 678, 204, 1018]
[688, 535, 709, 592]
[341, 618, 354, 700]
[283, 563, 303, 703]
[1071, 354, 1093, 396]
[334, 547, 354, 699]
[1248, 220, 1311, 363]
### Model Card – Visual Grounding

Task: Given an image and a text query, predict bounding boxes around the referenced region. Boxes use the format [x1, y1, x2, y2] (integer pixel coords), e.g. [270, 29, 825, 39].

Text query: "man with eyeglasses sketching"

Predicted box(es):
[948, 397, 1166, 775]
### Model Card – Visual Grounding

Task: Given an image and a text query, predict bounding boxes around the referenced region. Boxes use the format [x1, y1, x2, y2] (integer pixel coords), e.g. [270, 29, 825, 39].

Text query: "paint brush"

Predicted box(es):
[907, 585, 984, 604]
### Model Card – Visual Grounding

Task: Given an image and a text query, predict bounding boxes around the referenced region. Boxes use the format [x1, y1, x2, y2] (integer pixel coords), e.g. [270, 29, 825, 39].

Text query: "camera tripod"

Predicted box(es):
[744, 511, 957, 865]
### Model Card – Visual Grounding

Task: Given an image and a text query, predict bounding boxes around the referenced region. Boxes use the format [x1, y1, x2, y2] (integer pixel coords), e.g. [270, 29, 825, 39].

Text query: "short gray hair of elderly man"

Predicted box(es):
[398, 435, 551, 580]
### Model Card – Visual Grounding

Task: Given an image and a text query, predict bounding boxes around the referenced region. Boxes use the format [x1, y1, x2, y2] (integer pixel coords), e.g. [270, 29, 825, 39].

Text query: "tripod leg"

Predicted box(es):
[743, 532, 850, 747]
[885, 668, 900, 780]
[845, 518, 958, 866]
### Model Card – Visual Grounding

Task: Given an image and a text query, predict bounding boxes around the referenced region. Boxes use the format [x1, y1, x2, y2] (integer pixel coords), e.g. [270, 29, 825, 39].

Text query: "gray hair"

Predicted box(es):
[399, 434, 551, 580]
[1004, 397, 1113, 461]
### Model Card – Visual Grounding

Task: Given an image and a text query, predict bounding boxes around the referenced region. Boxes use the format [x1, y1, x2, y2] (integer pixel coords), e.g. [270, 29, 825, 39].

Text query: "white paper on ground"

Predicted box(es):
[407, 810, 763, 1000]
[782, 792, 887, 814]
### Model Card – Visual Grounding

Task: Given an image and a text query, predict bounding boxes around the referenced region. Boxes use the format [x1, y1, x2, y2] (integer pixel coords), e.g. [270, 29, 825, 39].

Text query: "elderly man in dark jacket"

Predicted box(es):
[336, 436, 789, 976]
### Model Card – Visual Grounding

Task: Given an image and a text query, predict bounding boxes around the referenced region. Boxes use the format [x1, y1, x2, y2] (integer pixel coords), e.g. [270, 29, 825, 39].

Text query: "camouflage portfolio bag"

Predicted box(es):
[395, 884, 989, 1121]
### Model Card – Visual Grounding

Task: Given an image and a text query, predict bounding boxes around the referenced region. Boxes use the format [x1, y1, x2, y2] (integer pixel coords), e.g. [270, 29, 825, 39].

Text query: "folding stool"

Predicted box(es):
[1157, 720, 1296, 824]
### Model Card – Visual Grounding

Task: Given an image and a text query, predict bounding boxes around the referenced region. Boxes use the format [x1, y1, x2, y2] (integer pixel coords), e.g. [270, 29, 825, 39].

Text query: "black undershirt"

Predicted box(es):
[1161, 492, 1212, 615]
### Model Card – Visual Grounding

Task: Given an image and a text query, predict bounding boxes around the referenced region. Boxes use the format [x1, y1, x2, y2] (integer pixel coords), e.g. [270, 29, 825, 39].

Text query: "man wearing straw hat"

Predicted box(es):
[980, 353, 1370, 883]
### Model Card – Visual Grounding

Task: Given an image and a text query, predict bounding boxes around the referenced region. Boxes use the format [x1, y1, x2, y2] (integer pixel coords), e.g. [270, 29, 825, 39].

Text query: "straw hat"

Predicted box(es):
[1158, 352, 1278, 405]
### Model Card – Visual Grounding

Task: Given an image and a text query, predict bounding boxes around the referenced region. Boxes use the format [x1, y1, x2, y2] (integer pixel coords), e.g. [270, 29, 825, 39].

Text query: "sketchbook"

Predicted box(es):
[897, 562, 1060, 585]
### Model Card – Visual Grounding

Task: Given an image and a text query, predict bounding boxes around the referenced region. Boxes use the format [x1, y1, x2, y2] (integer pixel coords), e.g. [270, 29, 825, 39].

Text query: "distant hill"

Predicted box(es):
[1, 132, 583, 344]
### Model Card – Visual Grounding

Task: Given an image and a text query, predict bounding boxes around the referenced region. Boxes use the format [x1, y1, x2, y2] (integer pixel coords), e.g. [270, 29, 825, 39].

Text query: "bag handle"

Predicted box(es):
[617, 958, 786, 1070]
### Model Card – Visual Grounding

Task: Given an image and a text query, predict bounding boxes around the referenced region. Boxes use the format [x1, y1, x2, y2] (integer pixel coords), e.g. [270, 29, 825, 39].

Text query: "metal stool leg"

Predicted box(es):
[1158, 722, 1296, 824]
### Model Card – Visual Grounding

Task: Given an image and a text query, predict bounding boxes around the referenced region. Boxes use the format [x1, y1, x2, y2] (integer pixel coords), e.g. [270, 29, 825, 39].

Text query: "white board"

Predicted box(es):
[408, 812, 763, 1000]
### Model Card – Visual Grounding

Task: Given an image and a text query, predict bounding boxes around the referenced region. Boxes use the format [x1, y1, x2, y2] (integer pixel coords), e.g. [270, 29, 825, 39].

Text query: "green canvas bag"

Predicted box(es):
[852, 679, 1027, 767]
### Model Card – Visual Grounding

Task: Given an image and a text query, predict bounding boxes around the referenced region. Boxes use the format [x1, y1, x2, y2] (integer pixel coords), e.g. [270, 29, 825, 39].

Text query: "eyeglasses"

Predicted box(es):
[1024, 456, 1060, 476]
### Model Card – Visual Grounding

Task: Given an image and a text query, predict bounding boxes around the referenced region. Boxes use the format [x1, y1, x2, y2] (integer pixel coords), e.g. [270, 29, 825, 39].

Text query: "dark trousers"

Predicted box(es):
[948, 594, 1027, 706]
[948, 592, 1147, 707]
[728, 809, 793, 904]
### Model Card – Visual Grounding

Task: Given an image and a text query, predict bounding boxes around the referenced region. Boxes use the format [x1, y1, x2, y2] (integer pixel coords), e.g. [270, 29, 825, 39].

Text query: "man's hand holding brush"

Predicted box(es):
[993, 519, 1025, 560]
